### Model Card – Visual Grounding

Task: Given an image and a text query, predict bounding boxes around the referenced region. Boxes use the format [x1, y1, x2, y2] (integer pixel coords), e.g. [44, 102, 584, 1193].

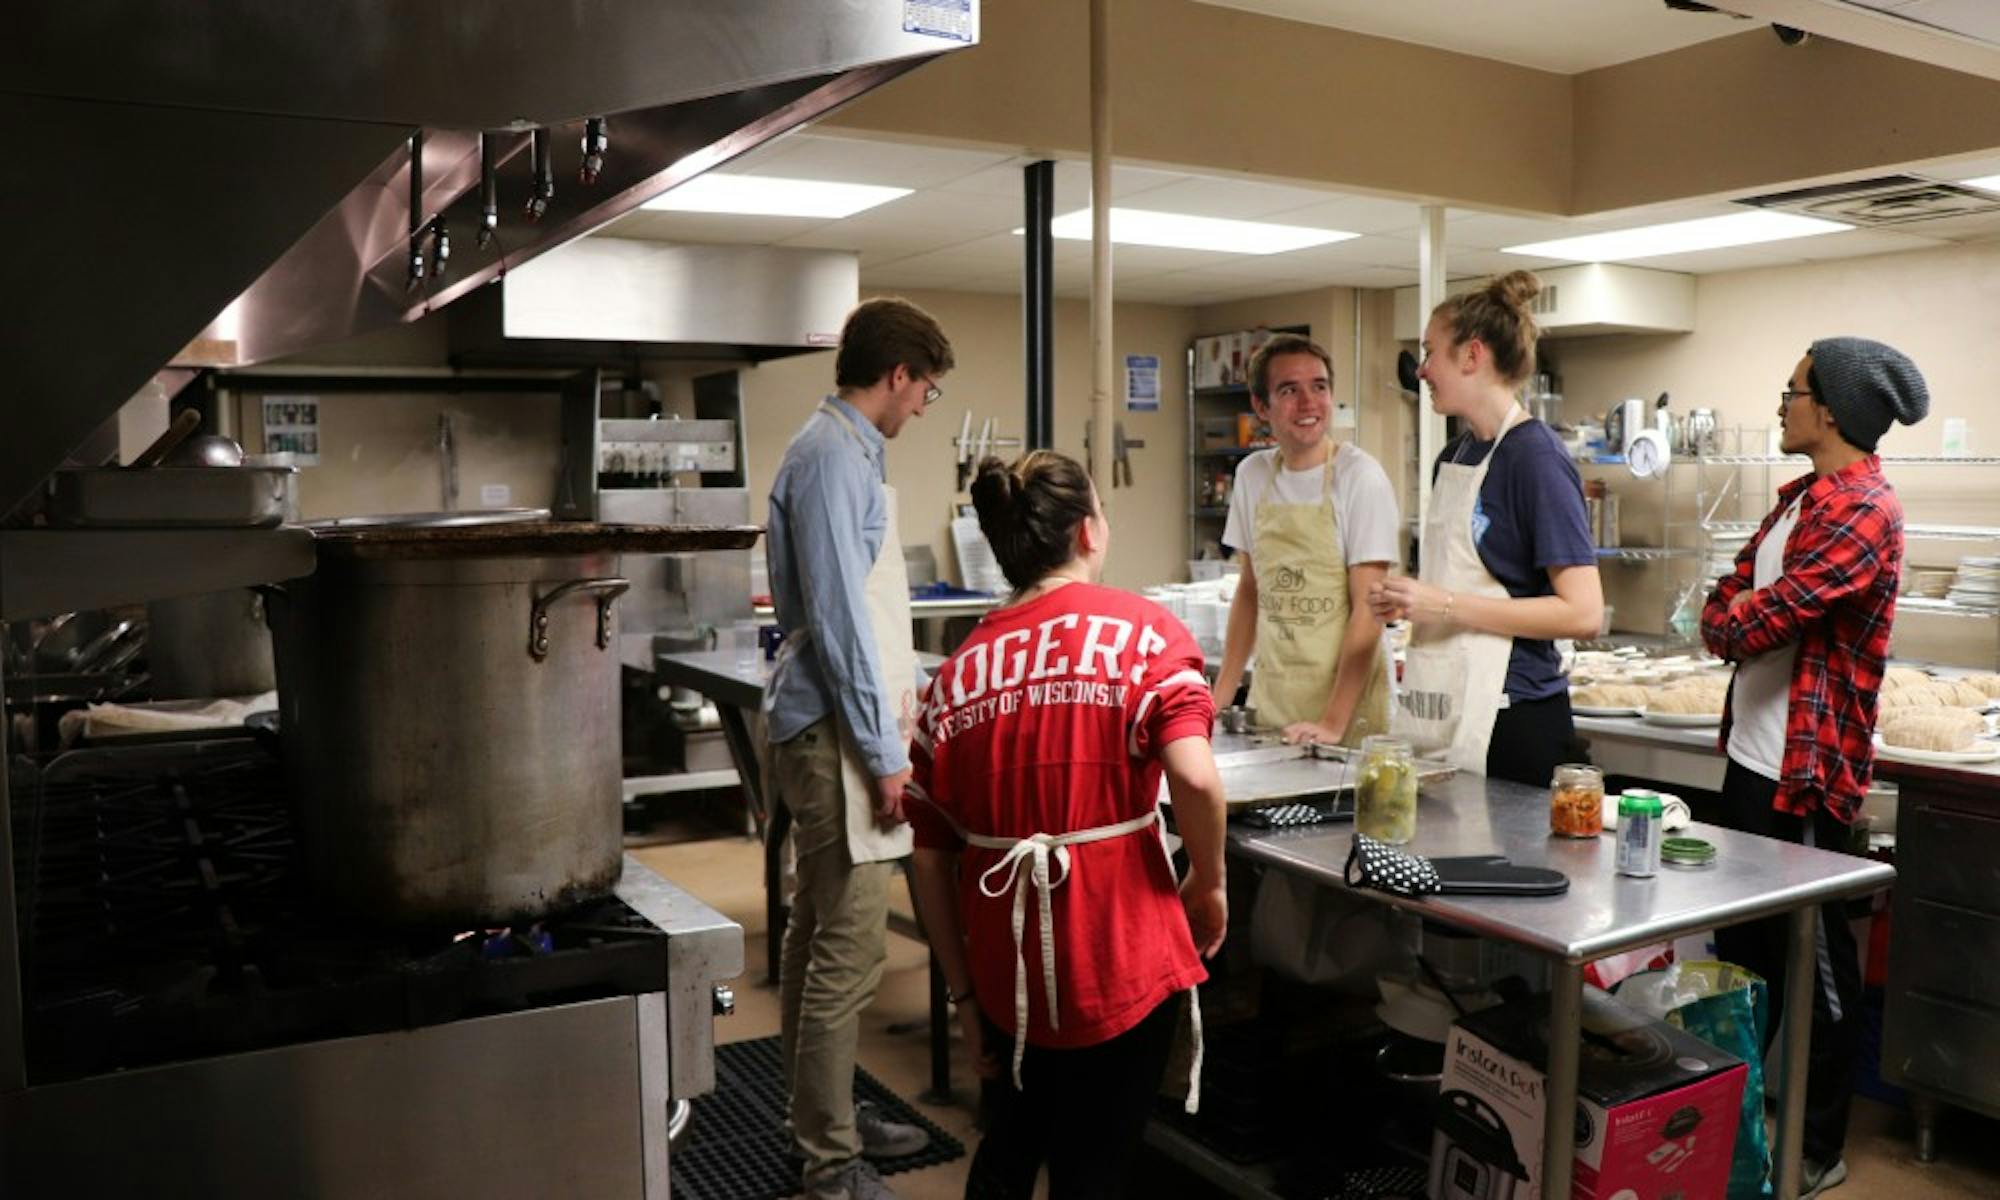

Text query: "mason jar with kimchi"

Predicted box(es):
[1550, 763, 1604, 839]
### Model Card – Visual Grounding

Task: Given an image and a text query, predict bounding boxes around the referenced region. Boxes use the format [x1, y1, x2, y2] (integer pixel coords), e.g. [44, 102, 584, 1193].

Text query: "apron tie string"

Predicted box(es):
[914, 797, 1205, 1111]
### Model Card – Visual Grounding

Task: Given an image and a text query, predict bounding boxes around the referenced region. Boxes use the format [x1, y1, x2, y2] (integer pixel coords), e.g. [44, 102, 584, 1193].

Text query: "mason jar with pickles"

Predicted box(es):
[1356, 735, 1418, 844]
[1550, 763, 1604, 838]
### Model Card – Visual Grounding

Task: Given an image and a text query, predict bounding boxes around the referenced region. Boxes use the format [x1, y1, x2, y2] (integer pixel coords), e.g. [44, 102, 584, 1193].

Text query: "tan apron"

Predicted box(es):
[815, 400, 919, 864]
[1393, 409, 1526, 775]
[921, 799, 1205, 1114]
[1245, 454, 1390, 744]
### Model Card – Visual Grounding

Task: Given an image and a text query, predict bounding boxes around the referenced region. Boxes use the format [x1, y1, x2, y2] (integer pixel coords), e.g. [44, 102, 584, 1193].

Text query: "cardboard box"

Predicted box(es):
[1429, 987, 1745, 1200]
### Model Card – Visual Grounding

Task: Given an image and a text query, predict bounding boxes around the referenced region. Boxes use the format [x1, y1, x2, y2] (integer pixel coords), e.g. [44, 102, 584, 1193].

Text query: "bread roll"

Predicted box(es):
[1880, 708, 1982, 752]
[1884, 666, 1930, 690]
[1573, 683, 1650, 709]
[1959, 673, 2000, 699]
[1646, 685, 1725, 715]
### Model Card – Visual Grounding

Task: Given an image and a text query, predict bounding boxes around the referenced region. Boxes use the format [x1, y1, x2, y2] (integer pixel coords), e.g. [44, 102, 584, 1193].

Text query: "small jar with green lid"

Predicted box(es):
[1616, 790, 1663, 877]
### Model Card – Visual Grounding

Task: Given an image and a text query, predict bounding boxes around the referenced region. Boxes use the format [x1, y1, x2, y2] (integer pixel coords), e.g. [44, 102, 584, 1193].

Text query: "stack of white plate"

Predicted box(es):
[1704, 533, 1750, 586]
[1947, 556, 2000, 612]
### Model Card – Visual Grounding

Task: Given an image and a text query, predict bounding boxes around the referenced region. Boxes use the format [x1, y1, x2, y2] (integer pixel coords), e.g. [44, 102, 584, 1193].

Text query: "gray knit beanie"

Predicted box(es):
[1808, 337, 1929, 453]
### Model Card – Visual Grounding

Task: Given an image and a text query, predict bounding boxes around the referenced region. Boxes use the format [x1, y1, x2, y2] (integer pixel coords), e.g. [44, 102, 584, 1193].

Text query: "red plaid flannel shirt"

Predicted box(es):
[1701, 455, 1902, 823]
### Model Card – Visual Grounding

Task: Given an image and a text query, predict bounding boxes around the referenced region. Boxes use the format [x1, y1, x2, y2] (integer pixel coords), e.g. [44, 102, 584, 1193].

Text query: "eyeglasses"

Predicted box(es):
[921, 377, 943, 406]
[1779, 388, 1813, 408]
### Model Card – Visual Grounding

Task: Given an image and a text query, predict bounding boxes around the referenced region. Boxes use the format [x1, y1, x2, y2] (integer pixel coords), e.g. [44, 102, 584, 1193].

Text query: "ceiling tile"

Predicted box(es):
[1262, 234, 1419, 270]
[1263, 194, 1422, 235]
[599, 209, 824, 244]
[1119, 175, 1352, 220]
[1780, 228, 1947, 259]
[934, 158, 1186, 207]
[735, 133, 1011, 188]
[777, 220, 977, 256]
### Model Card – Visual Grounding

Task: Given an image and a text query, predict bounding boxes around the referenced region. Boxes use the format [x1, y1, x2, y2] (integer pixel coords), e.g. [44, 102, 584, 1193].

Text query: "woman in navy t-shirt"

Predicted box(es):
[1367, 271, 1603, 786]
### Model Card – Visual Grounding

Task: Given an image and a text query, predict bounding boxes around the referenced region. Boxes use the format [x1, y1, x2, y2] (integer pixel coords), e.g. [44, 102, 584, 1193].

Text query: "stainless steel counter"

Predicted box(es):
[1573, 712, 1726, 790]
[1230, 767, 1889, 963]
[1207, 748, 1893, 1200]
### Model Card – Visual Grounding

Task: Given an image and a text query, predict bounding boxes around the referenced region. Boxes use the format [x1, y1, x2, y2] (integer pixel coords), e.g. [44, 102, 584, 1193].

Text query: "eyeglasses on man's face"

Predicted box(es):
[921, 377, 943, 406]
[1779, 388, 1813, 409]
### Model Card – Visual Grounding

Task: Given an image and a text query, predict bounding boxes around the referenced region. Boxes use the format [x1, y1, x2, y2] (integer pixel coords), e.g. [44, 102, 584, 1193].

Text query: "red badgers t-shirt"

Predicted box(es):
[908, 582, 1215, 1048]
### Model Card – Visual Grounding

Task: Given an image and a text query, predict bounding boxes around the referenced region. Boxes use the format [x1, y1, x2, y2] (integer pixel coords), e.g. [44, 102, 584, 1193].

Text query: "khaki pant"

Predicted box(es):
[769, 720, 893, 1180]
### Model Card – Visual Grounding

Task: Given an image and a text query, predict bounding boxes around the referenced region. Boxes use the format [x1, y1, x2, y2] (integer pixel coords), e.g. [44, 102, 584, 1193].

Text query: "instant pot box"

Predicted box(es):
[1428, 986, 1744, 1200]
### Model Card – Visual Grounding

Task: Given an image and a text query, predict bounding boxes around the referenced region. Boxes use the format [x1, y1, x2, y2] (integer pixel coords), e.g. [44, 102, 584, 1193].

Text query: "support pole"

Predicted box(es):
[1416, 204, 1447, 529]
[1088, 0, 1113, 508]
[1023, 160, 1055, 451]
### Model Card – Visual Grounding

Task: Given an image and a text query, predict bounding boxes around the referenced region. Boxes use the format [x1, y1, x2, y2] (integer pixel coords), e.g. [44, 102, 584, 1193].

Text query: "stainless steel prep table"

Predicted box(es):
[1573, 712, 1726, 790]
[1207, 736, 1894, 1200]
[652, 647, 954, 1100]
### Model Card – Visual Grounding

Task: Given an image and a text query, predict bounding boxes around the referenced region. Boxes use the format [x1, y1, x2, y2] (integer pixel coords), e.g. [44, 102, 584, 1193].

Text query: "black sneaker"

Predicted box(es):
[855, 1100, 930, 1160]
[805, 1158, 899, 1200]
[1800, 1156, 1847, 1198]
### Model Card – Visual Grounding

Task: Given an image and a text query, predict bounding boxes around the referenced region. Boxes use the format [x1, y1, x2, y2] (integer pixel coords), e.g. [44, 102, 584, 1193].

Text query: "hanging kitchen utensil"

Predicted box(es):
[129, 408, 202, 468]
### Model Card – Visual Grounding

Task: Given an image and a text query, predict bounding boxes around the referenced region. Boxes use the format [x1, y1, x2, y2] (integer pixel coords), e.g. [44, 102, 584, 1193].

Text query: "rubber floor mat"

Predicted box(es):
[673, 1036, 965, 1199]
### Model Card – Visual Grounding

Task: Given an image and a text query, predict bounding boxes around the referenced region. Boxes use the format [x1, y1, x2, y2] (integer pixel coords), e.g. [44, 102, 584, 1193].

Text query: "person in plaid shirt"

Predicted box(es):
[1699, 336, 1929, 1199]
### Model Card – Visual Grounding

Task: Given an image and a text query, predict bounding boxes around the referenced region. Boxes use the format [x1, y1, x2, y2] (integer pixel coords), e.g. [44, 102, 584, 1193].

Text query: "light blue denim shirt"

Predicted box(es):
[762, 396, 908, 778]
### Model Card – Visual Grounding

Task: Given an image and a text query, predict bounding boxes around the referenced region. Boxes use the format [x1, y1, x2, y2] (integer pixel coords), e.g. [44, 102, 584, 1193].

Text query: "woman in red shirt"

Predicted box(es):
[907, 450, 1228, 1200]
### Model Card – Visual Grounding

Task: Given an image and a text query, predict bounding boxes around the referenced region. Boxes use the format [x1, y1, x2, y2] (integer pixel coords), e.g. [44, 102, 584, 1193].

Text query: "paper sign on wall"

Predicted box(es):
[261, 395, 321, 465]
[1943, 417, 1970, 457]
[1124, 354, 1161, 412]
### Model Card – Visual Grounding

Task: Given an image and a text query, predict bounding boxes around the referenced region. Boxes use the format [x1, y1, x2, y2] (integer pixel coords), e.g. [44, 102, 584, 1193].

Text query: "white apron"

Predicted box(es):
[815, 400, 920, 864]
[1393, 410, 1526, 775]
[1245, 454, 1390, 744]
[922, 797, 1205, 1113]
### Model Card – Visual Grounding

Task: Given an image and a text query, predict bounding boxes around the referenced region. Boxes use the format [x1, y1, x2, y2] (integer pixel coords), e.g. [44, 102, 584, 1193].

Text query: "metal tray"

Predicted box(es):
[46, 466, 297, 529]
[1202, 741, 1459, 809]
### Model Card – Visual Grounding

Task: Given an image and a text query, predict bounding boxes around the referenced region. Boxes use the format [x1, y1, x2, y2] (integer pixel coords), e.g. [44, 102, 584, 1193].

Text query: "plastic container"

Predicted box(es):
[1356, 735, 1418, 844]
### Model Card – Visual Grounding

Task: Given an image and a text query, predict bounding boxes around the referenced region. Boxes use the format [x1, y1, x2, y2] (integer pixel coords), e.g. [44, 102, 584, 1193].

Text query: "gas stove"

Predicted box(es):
[3, 732, 741, 1198]
[16, 736, 676, 1084]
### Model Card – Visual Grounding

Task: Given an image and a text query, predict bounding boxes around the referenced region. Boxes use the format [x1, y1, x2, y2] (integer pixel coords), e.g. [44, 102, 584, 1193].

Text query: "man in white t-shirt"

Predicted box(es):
[1211, 333, 1401, 746]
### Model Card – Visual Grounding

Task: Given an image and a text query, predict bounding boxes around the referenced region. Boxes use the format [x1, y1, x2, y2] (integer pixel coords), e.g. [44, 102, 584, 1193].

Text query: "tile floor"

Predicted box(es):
[634, 821, 2000, 1199]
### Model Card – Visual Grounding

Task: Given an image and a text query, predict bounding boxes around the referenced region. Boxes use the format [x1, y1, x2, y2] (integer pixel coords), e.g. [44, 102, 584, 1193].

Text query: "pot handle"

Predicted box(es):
[530, 576, 631, 661]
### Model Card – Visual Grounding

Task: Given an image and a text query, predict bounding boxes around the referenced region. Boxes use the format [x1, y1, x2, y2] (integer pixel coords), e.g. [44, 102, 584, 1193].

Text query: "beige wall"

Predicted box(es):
[1572, 32, 2000, 213]
[737, 288, 1197, 592]
[829, 4, 2000, 218]
[233, 314, 574, 521]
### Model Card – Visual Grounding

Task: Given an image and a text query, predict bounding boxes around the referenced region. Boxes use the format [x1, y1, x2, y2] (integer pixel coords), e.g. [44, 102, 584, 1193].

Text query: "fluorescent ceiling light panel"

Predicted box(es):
[1029, 207, 1358, 254]
[1503, 211, 1850, 262]
[642, 174, 910, 218]
[1959, 173, 2000, 193]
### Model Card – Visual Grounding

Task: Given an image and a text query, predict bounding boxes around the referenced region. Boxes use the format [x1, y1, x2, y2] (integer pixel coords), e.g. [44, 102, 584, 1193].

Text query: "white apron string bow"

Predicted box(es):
[921, 799, 1205, 1112]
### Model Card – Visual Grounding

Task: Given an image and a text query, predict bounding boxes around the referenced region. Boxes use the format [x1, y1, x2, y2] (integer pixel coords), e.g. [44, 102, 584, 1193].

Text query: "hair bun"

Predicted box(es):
[1489, 269, 1543, 311]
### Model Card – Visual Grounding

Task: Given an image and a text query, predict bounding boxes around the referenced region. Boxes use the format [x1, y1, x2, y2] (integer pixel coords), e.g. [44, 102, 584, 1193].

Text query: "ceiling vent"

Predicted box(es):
[1738, 174, 2000, 225]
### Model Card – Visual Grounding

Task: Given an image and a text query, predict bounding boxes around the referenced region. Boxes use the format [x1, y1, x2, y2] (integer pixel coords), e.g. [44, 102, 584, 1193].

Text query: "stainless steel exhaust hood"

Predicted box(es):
[0, 0, 979, 513]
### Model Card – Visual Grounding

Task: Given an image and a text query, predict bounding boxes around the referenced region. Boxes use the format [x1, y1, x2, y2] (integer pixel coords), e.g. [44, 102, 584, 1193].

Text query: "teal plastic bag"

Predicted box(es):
[1617, 961, 1772, 1198]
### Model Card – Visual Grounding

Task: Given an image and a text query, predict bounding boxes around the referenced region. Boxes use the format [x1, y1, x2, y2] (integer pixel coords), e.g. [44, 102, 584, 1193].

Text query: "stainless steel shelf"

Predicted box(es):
[1700, 454, 2000, 466]
[1704, 520, 2000, 542]
[0, 526, 316, 620]
[1596, 546, 1696, 562]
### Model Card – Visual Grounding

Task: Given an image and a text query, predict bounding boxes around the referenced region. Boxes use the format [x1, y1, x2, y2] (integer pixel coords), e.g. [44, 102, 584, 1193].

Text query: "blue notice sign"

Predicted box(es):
[1124, 354, 1161, 412]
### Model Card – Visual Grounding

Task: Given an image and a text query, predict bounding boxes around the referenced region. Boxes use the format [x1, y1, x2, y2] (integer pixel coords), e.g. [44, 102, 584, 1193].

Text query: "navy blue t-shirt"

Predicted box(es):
[1431, 419, 1596, 701]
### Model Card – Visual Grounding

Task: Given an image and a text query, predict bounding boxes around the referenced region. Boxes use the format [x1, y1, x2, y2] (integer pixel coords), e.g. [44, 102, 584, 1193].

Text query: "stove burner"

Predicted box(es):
[11, 738, 669, 1086]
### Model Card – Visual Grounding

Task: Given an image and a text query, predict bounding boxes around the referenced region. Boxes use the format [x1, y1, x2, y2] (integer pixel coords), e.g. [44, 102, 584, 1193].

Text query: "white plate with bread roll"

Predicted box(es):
[1640, 708, 1723, 728]
[1873, 735, 2000, 765]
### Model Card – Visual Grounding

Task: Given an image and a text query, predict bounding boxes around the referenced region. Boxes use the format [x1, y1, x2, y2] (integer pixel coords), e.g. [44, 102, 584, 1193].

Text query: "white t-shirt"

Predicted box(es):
[1221, 442, 1401, 566]
[1726, 497, 1803, 780]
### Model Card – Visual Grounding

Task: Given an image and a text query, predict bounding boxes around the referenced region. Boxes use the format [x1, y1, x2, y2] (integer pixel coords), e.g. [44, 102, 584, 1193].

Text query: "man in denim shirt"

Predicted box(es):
[764, 297, 953, 1200]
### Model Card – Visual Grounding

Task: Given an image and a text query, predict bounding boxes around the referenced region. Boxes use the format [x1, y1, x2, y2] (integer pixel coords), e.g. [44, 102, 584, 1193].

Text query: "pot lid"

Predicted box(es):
[308, 520, 762, 559]
[306, 508, 551, 531]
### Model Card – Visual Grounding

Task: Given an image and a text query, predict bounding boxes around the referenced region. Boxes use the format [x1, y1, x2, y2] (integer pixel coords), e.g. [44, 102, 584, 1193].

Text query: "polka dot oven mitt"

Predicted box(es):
[1343, 832, 1443, 897]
